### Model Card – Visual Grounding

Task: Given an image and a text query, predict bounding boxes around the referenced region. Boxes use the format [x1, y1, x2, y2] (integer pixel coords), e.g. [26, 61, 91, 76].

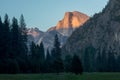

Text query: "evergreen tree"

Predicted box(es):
[0, 17, 4, 58]
[71, 55, 83, 75]
[19, 14, 26, 31]
[30, 42, 39, 73]
[30, 41, 45, 73]
[11, 17, 20, 58]
[37, 42, 45, 73]
[19, 14, 27, 42]
[30, 42, 36, 58]
[19, 14, 28, 57]
[96, 51, 102, 72]
[64, 55, 72, 72]
[107, 51, 116, 72]
[116, 55, 120, 71]
[83, 50, 90, 72]
[11, 17, 28, 73]
[101, 50, 107, 72]
[2, 14, 11, 58]
[39, 42, 45, 64]
[52, 34, 63, 73]
[45, 49, 52, 73]
[83, 46, 96, 72]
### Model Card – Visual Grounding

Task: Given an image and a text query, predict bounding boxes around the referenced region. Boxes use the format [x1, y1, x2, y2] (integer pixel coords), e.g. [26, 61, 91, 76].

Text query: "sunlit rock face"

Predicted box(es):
[28, 11, 89, 51]
[37, 11, 89, 50]
[48, 11, 89, 37]
[62, 0, 120, 57]
[56, 11, 89, 30]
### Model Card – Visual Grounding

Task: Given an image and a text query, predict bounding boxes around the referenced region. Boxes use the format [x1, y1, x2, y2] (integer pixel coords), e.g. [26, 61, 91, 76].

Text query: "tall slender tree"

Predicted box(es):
[45, 49, 52, 73]
[107, 51, 116, 72]
[3, 14, 10, 58]
[52, 34, 63, 73]
[11, 17, 20, 58]
[0, 17, 3, 58]
[19, 14, 27, 42]
[64, 55, 72, 72]
[19, 14, 28, 57]
[71, 55, 83, 75]
[30, 41, 45, 73]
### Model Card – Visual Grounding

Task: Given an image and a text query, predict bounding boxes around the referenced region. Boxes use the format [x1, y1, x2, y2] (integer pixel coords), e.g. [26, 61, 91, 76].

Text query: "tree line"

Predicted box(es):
[0, 14, 119, 74]
[0, 14, 83, 74]
[81, 45, 120, 72]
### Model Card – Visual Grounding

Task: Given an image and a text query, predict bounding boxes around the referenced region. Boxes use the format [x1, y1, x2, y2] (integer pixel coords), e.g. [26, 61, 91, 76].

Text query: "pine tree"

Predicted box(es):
[19, 14, 26, 31]
[30, 42, 38, 73]
[116, 55, 120, 71]
[19, 14, 27, 42]
[30, 42, 36, 58]
[51, 34, 63, 73]
[19, 14, 28, 57]
[2, 14, 11, 58]
[39, 42, 45, 64]
[0, 17, 3, 58]
[37, 42, 45, 73]
[83, 46, 96, 72]
[11, 17, 20, 58]
[101, 50, 107, 72]
[30, 41, 45, 73]
[45, 49, 52, 73]
[107, 51, 116, 72]
[64, 55, 72, 72]
[71, 55, 83, 75]
[96, 51, 102, 72]
[83, 49, 90, 72]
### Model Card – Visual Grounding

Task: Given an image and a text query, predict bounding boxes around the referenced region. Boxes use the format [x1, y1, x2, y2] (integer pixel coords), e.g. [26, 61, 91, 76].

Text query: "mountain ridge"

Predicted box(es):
[62, 0, 120, 57]
[27, 11, 89, 50]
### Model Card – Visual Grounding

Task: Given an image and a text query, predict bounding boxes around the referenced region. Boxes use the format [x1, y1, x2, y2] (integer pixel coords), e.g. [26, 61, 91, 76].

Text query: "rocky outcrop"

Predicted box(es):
[48, 11, 89, 36]
[62, 0, 120, 57]
[56, 11, 89, 29]
[37, 11, 89, 50]
[27, 28, 44, 43]
[27, 11, 89, 50]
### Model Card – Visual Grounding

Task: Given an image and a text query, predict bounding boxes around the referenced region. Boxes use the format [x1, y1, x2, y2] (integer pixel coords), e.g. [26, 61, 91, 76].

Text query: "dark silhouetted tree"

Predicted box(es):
[71, 55, 83, 75]
[64, 55, 72, 72]
[96, 51, 102, 72]
[83, 46, 96, 72]
[116, 55, 120, 71]
[45, 49, 52, 73]
[107, 51, 116, 72]
[2, 14, 10, 58]
[19, 14, 28, 58]
[0, 17, 4, 58]
[51, 34, 63, 73]
[30, 41, 45, 73]
[11, 17, 20, 58]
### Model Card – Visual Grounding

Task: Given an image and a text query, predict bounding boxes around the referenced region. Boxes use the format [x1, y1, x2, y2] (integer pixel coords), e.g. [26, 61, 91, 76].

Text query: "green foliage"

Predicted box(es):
[83, 46, 96, 72]
[0, 14, 28, 74]
[64, 55, 72, 72]
[0, 73, 120, 80]
[30, 41, 45, 73]
[51, 34, 64, 73]
[107, 51, 116, 72]
[71, 55, 83, 75]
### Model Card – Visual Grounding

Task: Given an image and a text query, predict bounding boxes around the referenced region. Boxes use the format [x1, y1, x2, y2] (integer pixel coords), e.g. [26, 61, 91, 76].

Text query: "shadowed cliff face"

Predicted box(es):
[27, 11, 89, 51]
[62, 0, 120, 57]
[47, 11, 89, 37]
[56, 11, 89, 30]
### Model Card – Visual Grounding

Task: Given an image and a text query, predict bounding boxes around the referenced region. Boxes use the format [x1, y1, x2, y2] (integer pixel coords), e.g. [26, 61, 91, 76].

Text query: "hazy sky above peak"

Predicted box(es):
[0, 0, 109, 31]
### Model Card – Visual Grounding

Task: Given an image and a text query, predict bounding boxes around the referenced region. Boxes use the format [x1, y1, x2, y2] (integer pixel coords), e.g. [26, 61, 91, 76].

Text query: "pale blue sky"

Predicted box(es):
[0, 0, 109, 31]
